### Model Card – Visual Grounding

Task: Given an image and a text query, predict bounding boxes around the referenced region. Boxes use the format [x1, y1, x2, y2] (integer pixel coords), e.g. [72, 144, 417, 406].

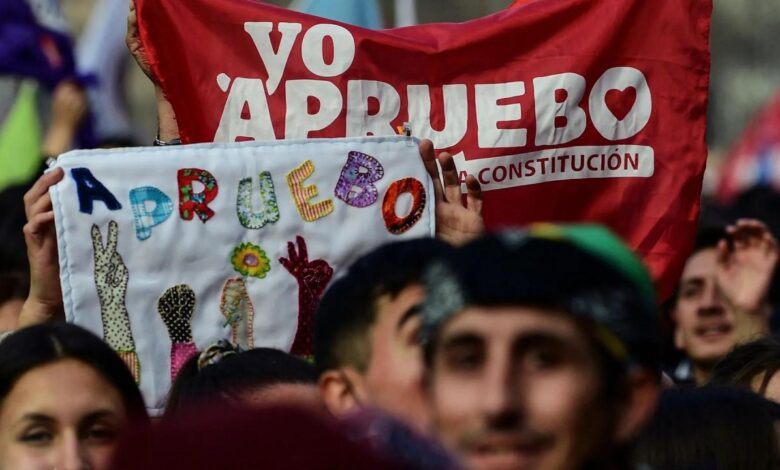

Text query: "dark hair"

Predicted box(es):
[166, 346, 317, 416]
[633, 386, 780, 469]
[0, 323, 148, 421]
[709, 335, 780, 394]
[0, 271, 29, 305]
[420, 234, 661, 375]
[314, 238, 454, 374]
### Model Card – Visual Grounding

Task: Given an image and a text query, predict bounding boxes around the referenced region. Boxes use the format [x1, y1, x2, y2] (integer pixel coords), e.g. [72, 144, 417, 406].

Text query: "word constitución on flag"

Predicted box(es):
[136, 0, 711, 299]
[212, 21, 654, 191]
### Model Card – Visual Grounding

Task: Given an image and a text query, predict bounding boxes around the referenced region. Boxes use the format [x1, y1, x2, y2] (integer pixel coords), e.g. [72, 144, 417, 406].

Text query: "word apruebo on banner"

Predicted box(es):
[50, 136, 434, 411]
[136, 0, 711, 298]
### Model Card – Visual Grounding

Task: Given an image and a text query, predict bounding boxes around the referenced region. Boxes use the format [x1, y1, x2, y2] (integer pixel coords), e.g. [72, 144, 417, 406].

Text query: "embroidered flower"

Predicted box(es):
[231, 242, 271, 278]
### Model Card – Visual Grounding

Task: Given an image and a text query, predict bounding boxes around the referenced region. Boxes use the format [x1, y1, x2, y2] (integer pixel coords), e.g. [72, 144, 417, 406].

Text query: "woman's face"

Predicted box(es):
[0, 359, 128, 470]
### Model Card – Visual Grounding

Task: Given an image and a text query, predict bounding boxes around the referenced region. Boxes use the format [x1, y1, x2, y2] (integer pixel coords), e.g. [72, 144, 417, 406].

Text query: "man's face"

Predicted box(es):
[428, 306, 613, 470]
[673, 248, 737, 366]
[361, 284, 429, 429]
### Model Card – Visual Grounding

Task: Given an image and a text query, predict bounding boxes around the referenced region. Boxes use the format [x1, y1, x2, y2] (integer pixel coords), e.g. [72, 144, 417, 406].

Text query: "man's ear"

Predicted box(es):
[614, 368, 660, 443]
[318, 368, 366, 417]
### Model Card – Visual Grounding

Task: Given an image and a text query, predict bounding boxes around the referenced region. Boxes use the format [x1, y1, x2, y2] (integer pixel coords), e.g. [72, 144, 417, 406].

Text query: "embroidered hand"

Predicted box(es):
[158, 285, 198, 379]
[91, 221, 134, 350]
[420, 140, 484, 246]
[716, 219, 778, 342]
[220, 278, 255, 350]
[92, 222, 139, 381]
[279, 236, 333, 357]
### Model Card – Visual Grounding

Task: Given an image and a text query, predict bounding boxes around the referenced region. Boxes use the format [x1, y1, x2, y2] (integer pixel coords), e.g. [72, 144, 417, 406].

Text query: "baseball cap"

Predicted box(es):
[420, 224, 661, 370]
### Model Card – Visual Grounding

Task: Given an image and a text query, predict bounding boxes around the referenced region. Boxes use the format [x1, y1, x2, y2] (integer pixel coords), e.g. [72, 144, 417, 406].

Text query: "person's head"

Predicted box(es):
[0, 323, 147, 470]
[671, 227, 747, 375]
[0, 271, 28, 331]
[166, 342, 319, 416]
[315, 238, 454, 429]
[633, 386, 780, 469]
[421, 225, 662, 470]
[709, 334, 780, 403]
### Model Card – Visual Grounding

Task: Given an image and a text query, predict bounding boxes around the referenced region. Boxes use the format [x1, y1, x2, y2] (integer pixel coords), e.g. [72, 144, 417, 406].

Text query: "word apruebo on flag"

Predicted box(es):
[136, 0, 711, 298]
[51, 136, 434, 411]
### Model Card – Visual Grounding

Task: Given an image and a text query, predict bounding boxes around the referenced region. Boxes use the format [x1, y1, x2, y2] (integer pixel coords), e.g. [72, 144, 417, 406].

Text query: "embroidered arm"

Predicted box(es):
[220, 277, 255, 350]
[279, 236, 333, 358]
[157, 284, 198, 380]
[91, 221, 139, 381]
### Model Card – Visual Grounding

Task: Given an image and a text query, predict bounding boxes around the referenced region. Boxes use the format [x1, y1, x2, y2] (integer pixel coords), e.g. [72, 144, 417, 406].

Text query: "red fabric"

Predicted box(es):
[716, 91, 780, 205]
[112, 406, 399, 469]
[136, 0, 711, 299]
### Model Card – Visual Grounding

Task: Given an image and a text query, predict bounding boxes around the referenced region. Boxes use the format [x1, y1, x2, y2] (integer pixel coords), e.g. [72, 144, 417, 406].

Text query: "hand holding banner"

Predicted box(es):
[135, 0, 712, 298]
[51, 136, 434, 410]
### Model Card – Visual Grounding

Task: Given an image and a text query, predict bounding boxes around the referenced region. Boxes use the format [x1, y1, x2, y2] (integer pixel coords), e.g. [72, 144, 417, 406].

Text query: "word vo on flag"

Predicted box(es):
[136, 0, 711, 298]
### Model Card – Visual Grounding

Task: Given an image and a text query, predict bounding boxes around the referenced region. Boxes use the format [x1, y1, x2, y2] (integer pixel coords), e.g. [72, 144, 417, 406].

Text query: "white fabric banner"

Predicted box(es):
[50, 136, 434, 412]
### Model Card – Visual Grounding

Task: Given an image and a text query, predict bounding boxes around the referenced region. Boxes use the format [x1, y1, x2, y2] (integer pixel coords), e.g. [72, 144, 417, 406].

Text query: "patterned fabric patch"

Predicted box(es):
[157, 284, 196, 344]
[230, 242, 271, 279]
[71, 168, 122, 214]
[91, 221, 137, 352]
[117, 350, 141, 384]
[236, 171, 280, 229]
[171, 342, 198, 380]
[279, 236, 333, 357]
[177, 168, 219, 223]
[382, 178, 427, 235]
[220, 277, 255, 350]
[286, 160, 334, 222]
[334, 151, 385, 208]
[129, 186, 174, 241]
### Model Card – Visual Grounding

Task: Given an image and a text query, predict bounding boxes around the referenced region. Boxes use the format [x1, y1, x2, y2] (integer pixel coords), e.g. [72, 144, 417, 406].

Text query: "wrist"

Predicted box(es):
[18, 297, 64, 328]
[42, 125, 76, 157]
[155, 86, 180, 142]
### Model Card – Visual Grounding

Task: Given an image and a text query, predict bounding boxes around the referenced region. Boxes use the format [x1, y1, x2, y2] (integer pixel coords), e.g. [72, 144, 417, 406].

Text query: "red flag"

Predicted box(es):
[136, 0, 711, 299]
[716, 91, 780, 205]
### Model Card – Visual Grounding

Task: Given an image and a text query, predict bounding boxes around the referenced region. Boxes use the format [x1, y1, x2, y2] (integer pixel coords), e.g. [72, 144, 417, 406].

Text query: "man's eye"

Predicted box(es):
[19, 430, 53, 445]
[403, 323, 421, 346]
[525, 349, 564, 371]
[446, 349, 483, 371]
[680, 286, 701, 299]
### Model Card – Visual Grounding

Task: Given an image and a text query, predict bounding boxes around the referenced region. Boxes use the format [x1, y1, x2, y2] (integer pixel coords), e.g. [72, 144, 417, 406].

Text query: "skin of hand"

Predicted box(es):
[18, 168, 66, 328]
[716, 219, 778, 341]
[126, 0, 179, 141]
[42, 81, 89, 158]
[419, 139, 484, 246]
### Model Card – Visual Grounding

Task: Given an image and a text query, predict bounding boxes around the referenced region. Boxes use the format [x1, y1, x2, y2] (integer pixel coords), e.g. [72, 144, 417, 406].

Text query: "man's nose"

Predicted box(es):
[482, 355, 522, 429]
[697, 282, 724, 316]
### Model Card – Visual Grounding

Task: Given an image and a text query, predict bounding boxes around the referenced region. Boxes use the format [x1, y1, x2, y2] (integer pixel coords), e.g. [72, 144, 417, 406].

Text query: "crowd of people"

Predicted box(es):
[1, 1, 780, 470]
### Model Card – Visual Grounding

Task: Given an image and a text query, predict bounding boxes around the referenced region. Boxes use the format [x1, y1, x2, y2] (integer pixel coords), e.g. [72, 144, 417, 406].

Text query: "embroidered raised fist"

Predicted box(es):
[157, 284, 198, 379]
